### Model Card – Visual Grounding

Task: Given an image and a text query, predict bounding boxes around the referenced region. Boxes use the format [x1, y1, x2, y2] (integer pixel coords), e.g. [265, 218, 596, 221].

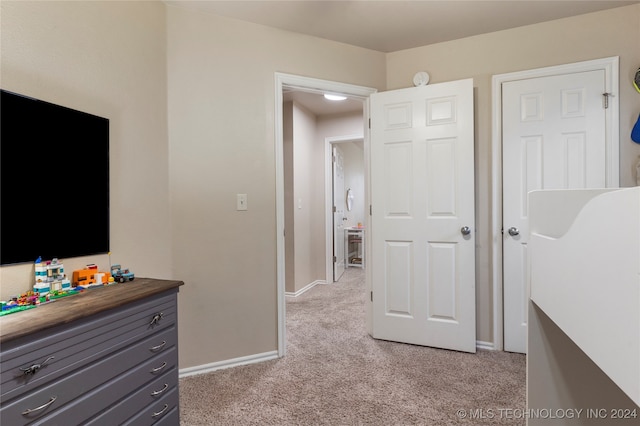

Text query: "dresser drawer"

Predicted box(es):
[0, 326, 176, 425]
[1, 291, 176, 402]
[123, 386, 179, 426]
[84, 362, 178, 425]
[152, 405, 180, 426]
[32, 346, 177, 425]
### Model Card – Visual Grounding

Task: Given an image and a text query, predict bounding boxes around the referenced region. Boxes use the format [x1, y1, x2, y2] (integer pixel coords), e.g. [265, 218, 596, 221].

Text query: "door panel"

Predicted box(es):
[502, 70, 606, 353]
[371, 78, 476, 353]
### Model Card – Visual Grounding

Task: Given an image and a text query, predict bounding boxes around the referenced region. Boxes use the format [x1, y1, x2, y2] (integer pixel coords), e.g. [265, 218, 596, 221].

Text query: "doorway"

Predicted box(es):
[326, 136, 365, 283]
[279, 75, 477, 356]
[275, 73, 377, 356]
[491, 57, 620, 352]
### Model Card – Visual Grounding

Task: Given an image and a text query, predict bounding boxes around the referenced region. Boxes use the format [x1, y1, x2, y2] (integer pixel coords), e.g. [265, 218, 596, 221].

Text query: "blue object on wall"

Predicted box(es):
[632, 113, 640, 144]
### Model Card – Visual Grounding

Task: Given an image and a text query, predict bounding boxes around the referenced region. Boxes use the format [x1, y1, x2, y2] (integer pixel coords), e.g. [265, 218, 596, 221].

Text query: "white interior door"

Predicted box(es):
[333, 145, 346, 281]
[370, 79, 476, 353]
[502, 70, 607, 353]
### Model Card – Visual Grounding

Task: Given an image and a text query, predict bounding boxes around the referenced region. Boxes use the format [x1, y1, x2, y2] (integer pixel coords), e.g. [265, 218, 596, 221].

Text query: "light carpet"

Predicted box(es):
[179, 267, 526, 425]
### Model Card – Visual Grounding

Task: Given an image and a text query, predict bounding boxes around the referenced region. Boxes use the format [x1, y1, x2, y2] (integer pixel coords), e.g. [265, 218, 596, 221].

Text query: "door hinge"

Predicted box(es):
[603, 92, 613, 109]
[333, 256, 337, 263]
[370, 291, 373, 302]
[369, 205, 372, 216]
[333, 206, 337, 213]
[368, 118, 371, 129]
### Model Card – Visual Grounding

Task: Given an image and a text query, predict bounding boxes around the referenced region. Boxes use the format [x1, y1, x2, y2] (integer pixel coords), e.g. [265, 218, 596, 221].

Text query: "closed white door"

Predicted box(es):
[333, 146, 346, 281]
[370, 79, 476, 353]
[502, 70, 607, 353]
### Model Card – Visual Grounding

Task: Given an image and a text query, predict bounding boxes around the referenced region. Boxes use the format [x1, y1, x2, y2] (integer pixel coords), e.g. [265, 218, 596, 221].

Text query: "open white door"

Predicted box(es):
[370, 79, 476, 353]
[333, 145, 346, 281]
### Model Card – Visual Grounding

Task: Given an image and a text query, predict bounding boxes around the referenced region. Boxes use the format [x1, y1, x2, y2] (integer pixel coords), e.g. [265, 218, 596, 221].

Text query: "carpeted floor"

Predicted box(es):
[179, 267, 526, 425]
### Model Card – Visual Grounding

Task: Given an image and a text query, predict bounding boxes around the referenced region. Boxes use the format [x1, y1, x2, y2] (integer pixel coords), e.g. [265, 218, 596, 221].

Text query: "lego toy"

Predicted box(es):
[34, 258, 71, 295]
[0, 256, 133, 317]
[110, 264, 134, 283]
[0, 288, 80, 316]
[72, 267, 112, 288]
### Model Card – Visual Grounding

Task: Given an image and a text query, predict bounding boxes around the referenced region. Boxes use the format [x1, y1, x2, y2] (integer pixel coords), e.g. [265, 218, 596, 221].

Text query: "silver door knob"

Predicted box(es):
[508, 227, 520, 236]
[460, 226, 471, 236]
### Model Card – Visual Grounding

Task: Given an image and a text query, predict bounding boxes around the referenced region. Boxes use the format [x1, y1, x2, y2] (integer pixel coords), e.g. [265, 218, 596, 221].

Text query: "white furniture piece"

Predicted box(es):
[0, 278, 183, 425]
[345, 227, 364, 268]
[528, 187, 640, 417]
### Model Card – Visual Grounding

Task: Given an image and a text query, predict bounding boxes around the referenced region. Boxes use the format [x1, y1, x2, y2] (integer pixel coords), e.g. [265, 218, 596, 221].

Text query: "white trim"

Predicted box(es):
[178, 351, 279, 378]
[325, 134, 364, 284]
[275, 72, 377, 358]
[285, 280, 325, 297]
[476, 340, 495, 351]
[491, 56, 620, 351]
[363, 98, 373, 336]
[275, 74, 286, 358]
[277, 74, 378, 99]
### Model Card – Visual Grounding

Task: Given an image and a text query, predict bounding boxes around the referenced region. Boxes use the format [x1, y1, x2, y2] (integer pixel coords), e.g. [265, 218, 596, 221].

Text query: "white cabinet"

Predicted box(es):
[345, 227, 364, 268]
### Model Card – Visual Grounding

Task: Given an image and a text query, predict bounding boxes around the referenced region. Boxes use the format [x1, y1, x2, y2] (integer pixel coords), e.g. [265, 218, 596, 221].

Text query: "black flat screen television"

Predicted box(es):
[1, 89, 109, 265]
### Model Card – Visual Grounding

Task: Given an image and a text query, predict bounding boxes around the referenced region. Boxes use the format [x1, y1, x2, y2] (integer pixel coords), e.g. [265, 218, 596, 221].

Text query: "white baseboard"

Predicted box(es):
[178, 350, 279, 378]
[179, 340, 500, 379]
[284, 280, 325, 297]
[476, 340, 495, 351]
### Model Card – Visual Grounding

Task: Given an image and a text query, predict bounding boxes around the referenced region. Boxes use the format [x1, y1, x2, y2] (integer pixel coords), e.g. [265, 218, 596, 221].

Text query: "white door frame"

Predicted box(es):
[325, 135, 364, 284]
[275, 72, 377, 356]
[490, 56, 619, 350]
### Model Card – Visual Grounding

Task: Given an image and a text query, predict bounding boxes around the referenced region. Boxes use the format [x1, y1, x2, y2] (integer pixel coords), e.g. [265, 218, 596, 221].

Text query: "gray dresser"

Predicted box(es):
[0, 277, 184, 425]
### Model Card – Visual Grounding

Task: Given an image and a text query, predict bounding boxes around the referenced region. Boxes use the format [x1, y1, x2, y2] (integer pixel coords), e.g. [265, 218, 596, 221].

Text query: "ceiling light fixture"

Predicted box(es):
[324, 94, 347, 101]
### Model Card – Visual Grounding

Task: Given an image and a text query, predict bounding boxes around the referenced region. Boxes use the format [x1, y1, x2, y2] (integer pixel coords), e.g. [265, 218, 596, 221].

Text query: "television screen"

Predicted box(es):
[1, 89, 109, 265]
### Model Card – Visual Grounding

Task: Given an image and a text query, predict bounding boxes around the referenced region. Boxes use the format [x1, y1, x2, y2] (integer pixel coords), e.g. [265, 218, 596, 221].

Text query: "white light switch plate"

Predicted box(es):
[237, 194, 248, 211]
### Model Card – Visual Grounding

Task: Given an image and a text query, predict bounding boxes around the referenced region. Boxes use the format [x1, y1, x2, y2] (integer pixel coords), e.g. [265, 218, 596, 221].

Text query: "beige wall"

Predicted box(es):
[0, 1, 171, 300]
[291, 101, 324, 293]
[166, 5, 385, 368]
[386, 4, 640, 344]
[317, 111, 364, 143]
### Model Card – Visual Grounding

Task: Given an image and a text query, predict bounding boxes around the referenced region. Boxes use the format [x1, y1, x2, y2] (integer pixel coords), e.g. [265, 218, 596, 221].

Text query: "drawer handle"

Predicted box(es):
[149, 312, 164, 326]
[19, 356, 55, 376]
[21, 396, 57, 415]
[151, 362, 167, 373]
[149, 340, 167, 352]
[152, 404, 169, 418]
[151, 383, 169, 396]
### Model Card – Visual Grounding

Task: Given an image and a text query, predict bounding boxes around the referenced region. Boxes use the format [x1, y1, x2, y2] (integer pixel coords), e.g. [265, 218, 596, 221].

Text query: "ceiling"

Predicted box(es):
[167, 1, 637, 53]
[166, 0, 638, 116]
[283, 90, 365, 116]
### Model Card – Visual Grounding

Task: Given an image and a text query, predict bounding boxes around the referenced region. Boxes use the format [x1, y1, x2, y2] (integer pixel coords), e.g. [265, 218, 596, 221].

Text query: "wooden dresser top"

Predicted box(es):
[0, 278, 184, 343]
